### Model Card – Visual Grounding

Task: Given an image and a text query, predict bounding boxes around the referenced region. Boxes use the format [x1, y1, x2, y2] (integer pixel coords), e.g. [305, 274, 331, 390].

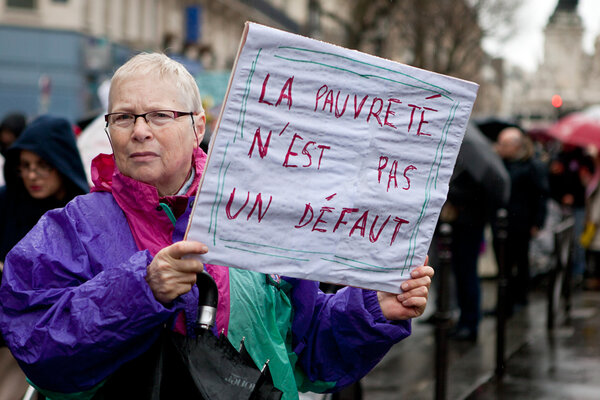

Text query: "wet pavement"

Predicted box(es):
[361, 280, 600, 400]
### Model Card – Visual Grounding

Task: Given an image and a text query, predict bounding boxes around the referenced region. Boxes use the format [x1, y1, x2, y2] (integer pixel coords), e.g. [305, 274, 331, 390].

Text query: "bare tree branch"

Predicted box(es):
[316, 0, 519, 80]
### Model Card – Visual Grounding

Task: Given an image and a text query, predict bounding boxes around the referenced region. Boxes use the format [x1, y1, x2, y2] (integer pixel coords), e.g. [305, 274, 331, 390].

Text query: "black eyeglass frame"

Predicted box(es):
[104, 110, 194, 128]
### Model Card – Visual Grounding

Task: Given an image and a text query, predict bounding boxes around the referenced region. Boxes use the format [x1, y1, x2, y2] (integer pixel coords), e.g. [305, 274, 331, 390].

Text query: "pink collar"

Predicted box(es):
[90, 148, 207, 256]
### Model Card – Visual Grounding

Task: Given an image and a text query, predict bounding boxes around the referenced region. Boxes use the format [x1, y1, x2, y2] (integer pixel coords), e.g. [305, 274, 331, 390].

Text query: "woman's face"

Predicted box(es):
[108, 75, 205, 196]
[19, 150, 65, 200]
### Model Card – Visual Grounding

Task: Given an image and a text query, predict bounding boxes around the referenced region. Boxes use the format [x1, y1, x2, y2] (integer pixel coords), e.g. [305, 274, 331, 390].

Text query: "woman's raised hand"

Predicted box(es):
[146, 241, 208, 303]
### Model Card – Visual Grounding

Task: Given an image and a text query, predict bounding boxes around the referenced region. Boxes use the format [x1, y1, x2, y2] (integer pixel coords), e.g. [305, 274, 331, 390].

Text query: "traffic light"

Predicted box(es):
[551, 94, 563, 108]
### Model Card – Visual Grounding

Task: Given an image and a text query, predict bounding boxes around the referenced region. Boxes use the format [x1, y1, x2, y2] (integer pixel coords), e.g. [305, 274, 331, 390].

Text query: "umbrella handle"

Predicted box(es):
[196, 270, 218, 330]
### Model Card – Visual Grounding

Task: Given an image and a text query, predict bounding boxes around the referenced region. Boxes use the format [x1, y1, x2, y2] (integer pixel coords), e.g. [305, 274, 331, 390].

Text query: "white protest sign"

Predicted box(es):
[186, 22, 478, 293]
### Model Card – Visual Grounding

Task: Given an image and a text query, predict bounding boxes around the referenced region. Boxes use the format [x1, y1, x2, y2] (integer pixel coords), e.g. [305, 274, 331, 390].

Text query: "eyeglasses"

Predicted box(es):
[104, 110, 193, 130]
[18, 161, 54, 178]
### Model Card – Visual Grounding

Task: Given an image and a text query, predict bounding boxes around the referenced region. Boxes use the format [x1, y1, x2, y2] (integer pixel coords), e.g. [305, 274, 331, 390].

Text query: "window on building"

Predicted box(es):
[7, 0, 36, 8]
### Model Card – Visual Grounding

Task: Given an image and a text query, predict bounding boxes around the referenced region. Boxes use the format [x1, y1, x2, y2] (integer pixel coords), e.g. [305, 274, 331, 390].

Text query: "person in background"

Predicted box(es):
[0, 115, 89, 267]
[0, 114, 88, 400]
[580, 147, 600, 290]
[0, 112, 27, 188]
[0, 112, 27, 156]
[0, 53, 433, 400]
[548, 144, 594, 284]
[445, 122, 510, 342]
[495, 127, 548, 313]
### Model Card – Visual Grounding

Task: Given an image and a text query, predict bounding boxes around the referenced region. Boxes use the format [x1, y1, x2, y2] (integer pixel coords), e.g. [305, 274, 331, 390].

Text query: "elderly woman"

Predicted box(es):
[0, 53, 433, 399]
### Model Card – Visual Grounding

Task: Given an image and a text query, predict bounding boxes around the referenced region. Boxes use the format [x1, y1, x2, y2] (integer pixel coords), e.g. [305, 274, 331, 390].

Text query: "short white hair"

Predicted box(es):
[108, 52, 203, 113]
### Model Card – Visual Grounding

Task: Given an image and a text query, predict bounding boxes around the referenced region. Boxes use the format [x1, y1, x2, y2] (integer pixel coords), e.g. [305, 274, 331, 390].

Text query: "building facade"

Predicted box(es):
[0, 0, 307, 122]
[503, 0, 600, 126]
[0, 0, 496, 123]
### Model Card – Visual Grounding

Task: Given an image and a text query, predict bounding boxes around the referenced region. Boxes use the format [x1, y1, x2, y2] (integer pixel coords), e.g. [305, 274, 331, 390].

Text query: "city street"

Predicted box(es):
[362, 281, 600, 400]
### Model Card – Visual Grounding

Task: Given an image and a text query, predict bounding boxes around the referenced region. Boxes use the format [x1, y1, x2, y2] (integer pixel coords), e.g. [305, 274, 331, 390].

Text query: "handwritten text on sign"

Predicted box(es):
[187, 23, 479, 293]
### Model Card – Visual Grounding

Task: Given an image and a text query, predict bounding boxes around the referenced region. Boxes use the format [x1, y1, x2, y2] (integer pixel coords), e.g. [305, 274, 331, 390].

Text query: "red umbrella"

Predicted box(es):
[548, 110, 600, 148]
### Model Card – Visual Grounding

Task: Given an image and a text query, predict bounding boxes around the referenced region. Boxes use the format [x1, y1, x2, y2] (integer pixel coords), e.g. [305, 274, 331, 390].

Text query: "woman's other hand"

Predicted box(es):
[377, 256, 434, 320]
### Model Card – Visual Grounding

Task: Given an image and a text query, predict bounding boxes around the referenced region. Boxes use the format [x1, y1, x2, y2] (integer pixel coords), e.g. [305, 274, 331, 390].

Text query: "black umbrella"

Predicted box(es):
[474, 116, 520, 142]
[151, 271, 283, 400]
[453, 121, 510, 206]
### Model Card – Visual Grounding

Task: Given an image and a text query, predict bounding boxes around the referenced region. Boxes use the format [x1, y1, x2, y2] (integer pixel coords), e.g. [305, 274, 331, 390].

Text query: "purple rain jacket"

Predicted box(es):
[0, 149, 411, 399]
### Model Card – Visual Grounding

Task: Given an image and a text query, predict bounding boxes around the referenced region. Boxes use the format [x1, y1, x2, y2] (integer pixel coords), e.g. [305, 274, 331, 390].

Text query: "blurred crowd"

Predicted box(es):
[430, 115, 600, 344]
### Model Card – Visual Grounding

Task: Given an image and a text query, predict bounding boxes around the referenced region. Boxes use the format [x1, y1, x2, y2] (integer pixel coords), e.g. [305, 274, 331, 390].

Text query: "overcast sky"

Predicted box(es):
[483, 0, 600, 71]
